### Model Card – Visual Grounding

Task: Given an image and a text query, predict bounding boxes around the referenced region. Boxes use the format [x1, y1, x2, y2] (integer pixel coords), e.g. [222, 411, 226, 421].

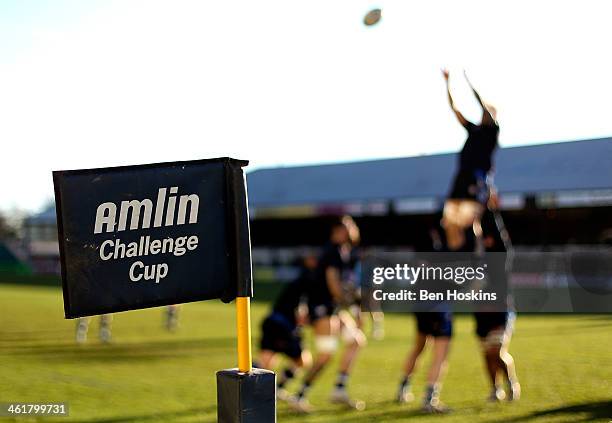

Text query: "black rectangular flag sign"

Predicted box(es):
[53, 157, 252, 318]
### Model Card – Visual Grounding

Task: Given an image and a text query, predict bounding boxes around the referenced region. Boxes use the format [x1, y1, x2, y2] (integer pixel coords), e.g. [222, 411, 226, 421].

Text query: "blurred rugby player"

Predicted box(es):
[292, 216, 366, 413]
[397, 311, 453, 413]
[474, 191, 520, 402]
[255, 255, 315, 401]
[441, 69, 499, 251]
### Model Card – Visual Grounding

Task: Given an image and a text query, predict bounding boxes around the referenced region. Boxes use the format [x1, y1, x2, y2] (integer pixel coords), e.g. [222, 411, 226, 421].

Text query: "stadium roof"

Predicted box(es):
[25, 205, 57, 226]
[26, 137, 612, 222]
[247, 137, 612, 215]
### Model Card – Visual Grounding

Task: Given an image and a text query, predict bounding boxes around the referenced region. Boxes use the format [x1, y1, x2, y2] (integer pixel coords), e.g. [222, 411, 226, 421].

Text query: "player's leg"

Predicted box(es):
[277, 349, 312, 401]
[99, 314, 112, 343]
[257, 314, 301, 401]
[397, 332, 427, 403]
[497, 314, 520, 400]
[255, 314, 278, 370]
[481, 339, 504, 401]
[256, 349, 278, 370]
[481, 329, 511, 402]
[292, 314, 339, 412]
[422, 312, 452, 413]
[422, 336, 451, 413]
[165, 305, 179, 332]
[397, 313, 430, 403]
[330, 310, 367, 409]
[475, 313, 505, 401]
[75, 317, 90, 343]
[442, 200, 463, 250]
[481, 313, 520, 401]
[370, 311, 385, 340]
[499, 344, 520, 401]
[253, 315, 290, 392]
[299, 316, 337, 387]
[277, 326, 310, 401]
[442, 200, 483, 251]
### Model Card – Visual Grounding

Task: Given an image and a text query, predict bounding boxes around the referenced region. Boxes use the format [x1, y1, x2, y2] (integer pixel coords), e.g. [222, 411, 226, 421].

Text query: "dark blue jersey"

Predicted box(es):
[271, 273, 309, 327]
[308, 243, 357, 307]
[460, 122, 499, 174]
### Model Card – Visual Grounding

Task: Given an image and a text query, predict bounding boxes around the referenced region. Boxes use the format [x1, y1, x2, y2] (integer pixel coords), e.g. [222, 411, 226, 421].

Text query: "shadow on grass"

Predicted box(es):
[0, 337, 234, 362]
[280, 407, 449, 422]
[68, 405, 217, 423]
[488, 400, 612, 423]
[278, 400, 461, 422]
[66, 400, 612, 423]
[0, 329, 72, 342]
[581, 314, 612, 321]
[516, 320, 612, 338]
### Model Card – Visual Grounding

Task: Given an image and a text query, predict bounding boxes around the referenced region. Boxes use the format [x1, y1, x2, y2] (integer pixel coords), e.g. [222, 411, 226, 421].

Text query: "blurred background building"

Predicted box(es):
[22, 206, 59, 274]
[248, 137, 612, 282]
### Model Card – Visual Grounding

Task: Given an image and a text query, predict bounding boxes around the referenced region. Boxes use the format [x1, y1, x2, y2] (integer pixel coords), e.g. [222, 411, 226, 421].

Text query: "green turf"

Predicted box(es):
[0, 284, 610, 422]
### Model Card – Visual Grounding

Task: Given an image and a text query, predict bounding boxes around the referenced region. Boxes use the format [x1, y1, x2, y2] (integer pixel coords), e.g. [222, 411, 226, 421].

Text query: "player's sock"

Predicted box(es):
[422, 383, 451, 413]
[335, 372, 349, 390]
[297, 381, 311, 399]
[489, 385, 506, 401]
[506, 375, 518, 389]
[99, 315, 112, 343]
[424, 384, 440, 405]
[507, 379, 521, 401]
[278, 368, 295, 389]
[372, 320, 384, 340]
[397, 376, 414, 403]
[165, 306, 179, 331]
[75, 318, 89, 343]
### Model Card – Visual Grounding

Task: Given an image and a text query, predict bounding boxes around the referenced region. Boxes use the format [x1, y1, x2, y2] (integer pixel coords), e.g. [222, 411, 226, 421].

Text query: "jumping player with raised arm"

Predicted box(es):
[442, 69, 499, 251]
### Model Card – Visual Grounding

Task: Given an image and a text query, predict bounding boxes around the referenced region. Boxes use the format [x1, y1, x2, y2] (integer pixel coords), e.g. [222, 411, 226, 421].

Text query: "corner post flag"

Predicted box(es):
[53, 157, 275, 422]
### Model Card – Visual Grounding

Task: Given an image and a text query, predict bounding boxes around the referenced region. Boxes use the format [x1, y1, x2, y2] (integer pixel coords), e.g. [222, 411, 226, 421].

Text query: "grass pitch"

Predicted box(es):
[0, 283, 611, 422]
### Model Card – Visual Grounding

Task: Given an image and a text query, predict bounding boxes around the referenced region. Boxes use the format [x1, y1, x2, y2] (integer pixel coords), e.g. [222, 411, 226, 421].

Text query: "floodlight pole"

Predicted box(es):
[236, 296, 252, 373]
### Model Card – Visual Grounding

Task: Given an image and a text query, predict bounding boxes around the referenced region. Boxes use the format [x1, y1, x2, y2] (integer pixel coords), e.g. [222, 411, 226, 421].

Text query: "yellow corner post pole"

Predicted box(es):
[236, 296, 252, 373]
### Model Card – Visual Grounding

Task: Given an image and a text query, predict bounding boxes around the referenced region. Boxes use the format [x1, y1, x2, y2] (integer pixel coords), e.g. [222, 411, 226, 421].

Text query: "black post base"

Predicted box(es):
[216, 368, 276, 423]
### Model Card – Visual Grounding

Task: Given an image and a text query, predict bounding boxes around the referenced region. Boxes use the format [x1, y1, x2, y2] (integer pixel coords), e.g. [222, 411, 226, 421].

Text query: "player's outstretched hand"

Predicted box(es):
[442, 68, 450, 81]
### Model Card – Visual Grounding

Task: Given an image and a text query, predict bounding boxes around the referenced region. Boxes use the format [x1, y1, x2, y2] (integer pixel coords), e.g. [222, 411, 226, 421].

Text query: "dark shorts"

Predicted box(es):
[449, 169, 487, 202]
[415, 312, 453, 337]
[474, 312, 511, 338]
[307, 301, 336, 323]
[259, 313, 302, 359]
